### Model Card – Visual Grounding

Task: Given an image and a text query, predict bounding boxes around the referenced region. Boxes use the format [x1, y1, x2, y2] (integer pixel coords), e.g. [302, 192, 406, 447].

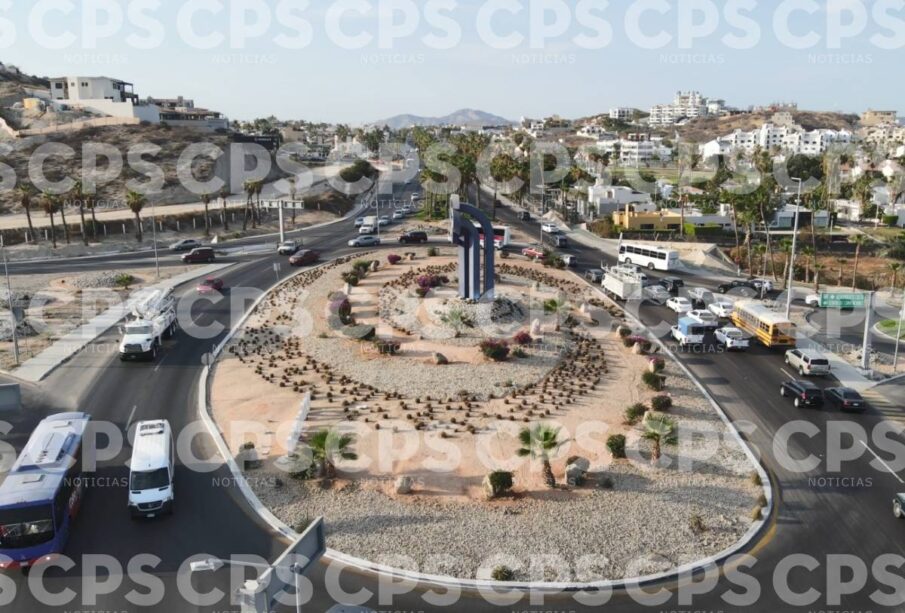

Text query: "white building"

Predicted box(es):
[701, 122, 854, 157]
[594, 136, 672, 165]
[577, 124, 613, 139]
[587, 182, 654, 217]
[649, 91, 714, 126]
[663, 208, 734, 230]
[609, 107, 634, 121]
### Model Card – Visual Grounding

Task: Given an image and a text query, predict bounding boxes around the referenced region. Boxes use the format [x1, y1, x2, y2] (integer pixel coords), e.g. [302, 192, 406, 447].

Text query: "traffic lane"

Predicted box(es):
[636, 302, 905, 606]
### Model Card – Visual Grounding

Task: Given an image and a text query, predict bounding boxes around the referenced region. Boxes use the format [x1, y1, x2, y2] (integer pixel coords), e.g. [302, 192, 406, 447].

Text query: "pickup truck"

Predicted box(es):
[715, 326, 750, 350]
[670, 317, 707, 348]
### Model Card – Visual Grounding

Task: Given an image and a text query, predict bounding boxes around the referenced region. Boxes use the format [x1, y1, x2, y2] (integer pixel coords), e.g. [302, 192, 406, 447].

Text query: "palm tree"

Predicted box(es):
[306, 429, 357, 480]
[85, 191, 99, 240]
[813, 262, 825, 293]
[219, 186, 230, 231]
[201, 193, 212, 237]
[288, 176, 298, 224]
[800, 245, 814, 284]
[57, 192, 71, 245]
[70, 180, 90, 246]
[15, 183, 38, 243]
[849, 234, 867, 290]
[126, 190, 147, 243]
[42, 192, 60, 249]
[889, 262, 902, 290]
[242, 180, 255, 230]
[517, 424, 565, 488]
[253, 180, 264, 225]
[778, 238, 793, 288]
[642, 413, 677, 465]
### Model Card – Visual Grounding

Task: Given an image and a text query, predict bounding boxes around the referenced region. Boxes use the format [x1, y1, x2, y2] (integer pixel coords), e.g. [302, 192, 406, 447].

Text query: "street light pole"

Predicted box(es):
[893, 299, 905, 373]
[785, 178, 803, 319]
[1, 235, 19, 366]
[151, 201, 160, 280]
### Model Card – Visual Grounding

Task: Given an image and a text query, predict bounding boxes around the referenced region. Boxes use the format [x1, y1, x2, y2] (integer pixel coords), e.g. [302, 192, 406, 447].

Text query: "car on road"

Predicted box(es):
[560, 254, 577, 268]
[780, 379, 824, 408]
[277, 240, 301, 255]
[400, 206, 414, 215]
[354, 217, 366, 227]
[585, 269, 604, 283]
[709, 301, 735, 318]
[894, 494, 905, 519]
[289, 250, 320, 266]
[687, 287, 715, 309]
[378, 215, 391, 227]
[181, 247, 216, 264]
[522, 246, 545, 259]
[658, 277, 685, 293]
[644, 285, 672, 304]
[541, 223, 559, 234]
[717, 280, 758, 296]
[750, 279, 774, 293]
[518, 211, 531, 221]
[169, 239, 202, 252]
[805, 293, 822, 307]
[196, 278, 224, 294]
[785, 348, 831, 376]
[715, 326, 750, 350]
[824, 387, 867, 412]
[399, 231, 429, 244]
[666, 297, 693, 314]
[348, 236, 381, 248]
[392, 210, 406, 221]
[128, 420, 175, 519]
[687, 309, 719, 326]
[359, 224, 376, 235]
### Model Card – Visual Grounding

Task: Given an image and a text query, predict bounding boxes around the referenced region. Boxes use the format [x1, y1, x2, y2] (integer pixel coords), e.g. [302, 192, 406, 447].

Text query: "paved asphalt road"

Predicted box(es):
[3, 183, 905, 612]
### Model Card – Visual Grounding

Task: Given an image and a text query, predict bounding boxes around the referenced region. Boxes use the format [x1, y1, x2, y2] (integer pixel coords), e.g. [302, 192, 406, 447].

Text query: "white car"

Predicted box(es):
[709, 301, 734, 318]
[785, 348, 832, 376]
[666, 297, 693, 314]
[687, 309, 719, 325]
[541, 223, 559, 234]
[805, 294, 821, 307]
[348, 235, 381, 248]
[378, 216, 391, 227]
[359, 224, 376, 235]
[715, 326, 750, 350]
[644, 285, 672, 304]
[392, 210, 406, 221]
[354, 217, 365, 227]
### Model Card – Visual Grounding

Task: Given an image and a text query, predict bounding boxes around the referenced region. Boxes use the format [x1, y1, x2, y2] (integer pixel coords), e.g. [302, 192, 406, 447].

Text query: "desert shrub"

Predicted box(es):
[513, 331, 533, 346]
[649, 356, 666, 372]
[511, 347, 527, 358]
[617, 326, 632, 338]
[606, 434, 626, 459]
[417, 274, 447, 289]
[491, 566, 514, 581]
[415, 287, 430, 298]
[626, 336, 651, 351]
[352, 260, 371, 276]
[480, 339, 510, 362]
[883, 215, 900, 227]
[689, 514, 707, 535]
[387, 254, 402, 265]
[651, 395, 673, 412]
[341, 272, 360, 287]
[642, 371, 666, 391]
[624, 403, 648, 425]
[750, 471, 762, 486]
[487, 471, 514, 497]
[114, 273, 135, 289]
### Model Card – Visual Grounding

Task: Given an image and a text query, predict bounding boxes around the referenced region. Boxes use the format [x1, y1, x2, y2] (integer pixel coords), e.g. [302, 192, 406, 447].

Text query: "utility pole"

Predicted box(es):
[1, 235, 19, 366]
[278, 201, 285, 244]
[893, 299, 905, 373]
[861, 291, 874, 372]
[151, 201, 160, 280]
[785, 178, 803, 319]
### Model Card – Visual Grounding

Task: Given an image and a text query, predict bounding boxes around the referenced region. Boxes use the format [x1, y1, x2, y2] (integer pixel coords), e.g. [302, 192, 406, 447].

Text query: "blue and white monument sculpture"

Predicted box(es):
[449, 195, 495, 301]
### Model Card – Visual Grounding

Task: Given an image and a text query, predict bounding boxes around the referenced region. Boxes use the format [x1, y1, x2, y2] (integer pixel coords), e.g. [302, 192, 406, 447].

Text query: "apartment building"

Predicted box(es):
[701, 122, 854, 158]
[861, 109, 898, 127]
[609, 107, 634, 121]
[649, 91, 718, 126]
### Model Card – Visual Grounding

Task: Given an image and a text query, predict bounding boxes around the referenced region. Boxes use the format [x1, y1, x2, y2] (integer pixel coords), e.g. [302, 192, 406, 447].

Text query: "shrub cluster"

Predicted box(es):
[480, 339, 511, 362]
[651, 395, 673, 412]
[642, 371, 666, 391]
[387, 254, 402, 265]
[512, 331, 533, 346]
[606, 434, 627, 459]
[624, 403, 648, 425]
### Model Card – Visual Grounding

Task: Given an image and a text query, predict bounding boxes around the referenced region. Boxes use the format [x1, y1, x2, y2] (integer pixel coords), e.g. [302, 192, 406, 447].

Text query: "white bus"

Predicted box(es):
[128, 420, 175, 519]
[618, 243, 680, 271]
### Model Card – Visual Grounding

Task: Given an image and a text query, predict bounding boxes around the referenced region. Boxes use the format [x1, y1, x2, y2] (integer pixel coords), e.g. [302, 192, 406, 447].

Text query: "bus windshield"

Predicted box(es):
[0, 505, 55, 549]
[130, 468, 169, 491]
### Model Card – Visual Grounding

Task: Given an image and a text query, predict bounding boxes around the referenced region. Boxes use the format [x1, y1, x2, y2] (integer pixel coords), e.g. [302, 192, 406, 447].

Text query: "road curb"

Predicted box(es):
[195, 255, 777, 595]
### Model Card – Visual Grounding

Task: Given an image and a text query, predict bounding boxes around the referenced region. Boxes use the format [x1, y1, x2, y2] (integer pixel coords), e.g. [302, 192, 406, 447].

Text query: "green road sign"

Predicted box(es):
[820, 293, 867, 309]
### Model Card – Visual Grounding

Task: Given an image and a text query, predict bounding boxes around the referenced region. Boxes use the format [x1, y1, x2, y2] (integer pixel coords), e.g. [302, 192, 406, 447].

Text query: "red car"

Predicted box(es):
[289, 250, 320, 266]
[522, 246, 544, 259]
[197, 277, 224, 294]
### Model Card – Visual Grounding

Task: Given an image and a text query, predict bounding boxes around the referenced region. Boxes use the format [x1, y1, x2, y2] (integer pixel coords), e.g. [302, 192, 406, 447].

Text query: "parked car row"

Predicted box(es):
[779, 381, 864, 411]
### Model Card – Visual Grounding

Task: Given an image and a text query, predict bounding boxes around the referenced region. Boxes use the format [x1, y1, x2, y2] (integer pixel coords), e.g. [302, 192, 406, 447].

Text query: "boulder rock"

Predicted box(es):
[433, 352, 449, 365]
[565, 460, 589, 487]
[395, 476, 414, 495]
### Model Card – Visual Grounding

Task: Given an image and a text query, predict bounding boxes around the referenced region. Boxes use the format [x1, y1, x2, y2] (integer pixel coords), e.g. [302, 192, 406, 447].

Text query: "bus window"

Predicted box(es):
[0, 505, 55, 549]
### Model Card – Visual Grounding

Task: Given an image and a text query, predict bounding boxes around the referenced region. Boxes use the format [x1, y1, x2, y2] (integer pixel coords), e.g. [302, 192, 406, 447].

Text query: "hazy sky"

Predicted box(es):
[2, 1, 903, 124]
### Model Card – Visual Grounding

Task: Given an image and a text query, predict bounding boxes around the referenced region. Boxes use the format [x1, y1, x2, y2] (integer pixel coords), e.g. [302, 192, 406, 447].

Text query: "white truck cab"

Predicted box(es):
[129, 420, 175, 519]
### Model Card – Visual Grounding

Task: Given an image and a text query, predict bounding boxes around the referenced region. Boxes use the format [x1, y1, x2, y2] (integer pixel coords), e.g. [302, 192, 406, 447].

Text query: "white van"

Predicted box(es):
[128, 420, 175, 519]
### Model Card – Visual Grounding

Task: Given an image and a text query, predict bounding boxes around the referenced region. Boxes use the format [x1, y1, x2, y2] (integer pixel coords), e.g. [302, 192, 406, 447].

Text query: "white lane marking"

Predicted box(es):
[860, 440, 905, 485]
[154, 355, 167, 372]
[125, 404, 138, 432]
[781, 368, 795, 379]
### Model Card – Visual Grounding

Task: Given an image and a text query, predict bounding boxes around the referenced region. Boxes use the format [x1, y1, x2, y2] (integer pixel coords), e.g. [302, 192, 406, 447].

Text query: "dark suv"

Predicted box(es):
[659, 277, 685, 293]
[181, 247, 216, 264]
[399, 231, 429, 244]
[780, 380, 824, 408]
[717, 280, 757, 295]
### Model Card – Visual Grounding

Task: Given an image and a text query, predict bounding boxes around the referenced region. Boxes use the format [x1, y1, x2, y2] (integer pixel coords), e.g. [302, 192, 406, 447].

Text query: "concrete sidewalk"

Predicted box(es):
[12, 263, 229, 383]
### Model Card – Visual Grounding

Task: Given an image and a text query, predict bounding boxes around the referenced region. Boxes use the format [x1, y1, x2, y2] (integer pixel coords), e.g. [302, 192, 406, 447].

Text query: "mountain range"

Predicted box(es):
[370, 109, 516, 130]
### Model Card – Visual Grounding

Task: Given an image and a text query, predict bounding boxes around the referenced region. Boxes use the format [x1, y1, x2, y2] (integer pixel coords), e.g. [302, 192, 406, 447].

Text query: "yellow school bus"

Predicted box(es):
[731, 301, 797, 348]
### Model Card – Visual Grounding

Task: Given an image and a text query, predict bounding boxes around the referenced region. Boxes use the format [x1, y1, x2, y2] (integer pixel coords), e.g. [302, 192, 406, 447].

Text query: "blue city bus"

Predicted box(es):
[0, 412, 90, 570]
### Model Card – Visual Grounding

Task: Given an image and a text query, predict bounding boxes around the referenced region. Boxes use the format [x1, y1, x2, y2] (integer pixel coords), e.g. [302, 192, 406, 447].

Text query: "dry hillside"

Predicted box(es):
[675, 111, 859, 143]
[1, 125, 230, 212]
